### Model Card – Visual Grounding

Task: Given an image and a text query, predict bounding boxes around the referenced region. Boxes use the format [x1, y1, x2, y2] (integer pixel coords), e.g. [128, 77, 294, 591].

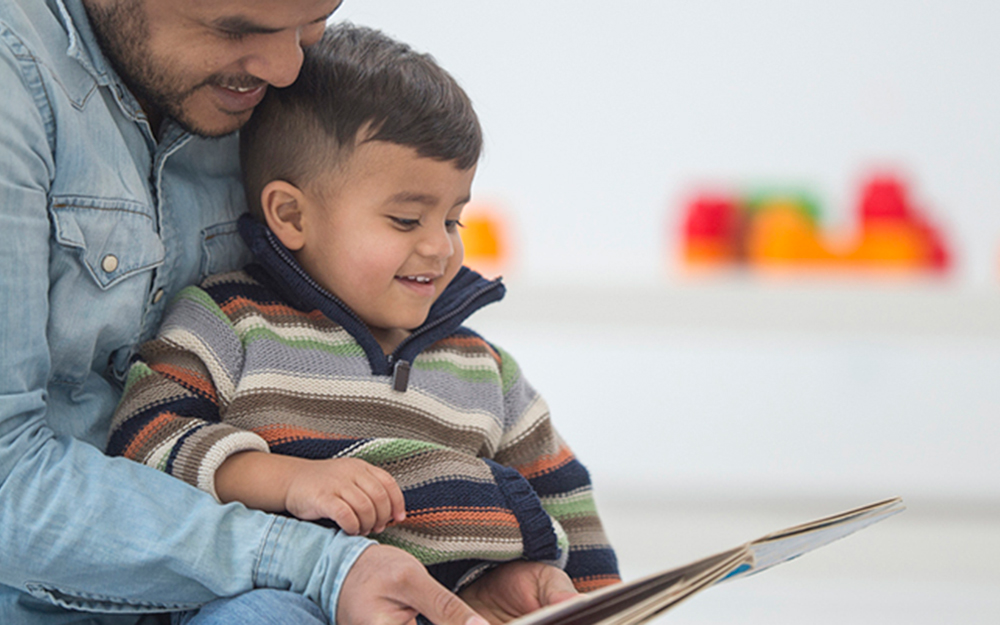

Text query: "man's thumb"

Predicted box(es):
[413, 583, 490, 625]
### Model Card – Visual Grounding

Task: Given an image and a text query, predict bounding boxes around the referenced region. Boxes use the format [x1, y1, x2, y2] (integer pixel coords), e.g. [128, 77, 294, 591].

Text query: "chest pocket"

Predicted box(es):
[50, 196, 165, 289]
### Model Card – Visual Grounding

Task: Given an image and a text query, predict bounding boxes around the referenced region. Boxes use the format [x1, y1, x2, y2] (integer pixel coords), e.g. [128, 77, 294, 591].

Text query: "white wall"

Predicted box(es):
[332, 1, 1000, 502]
[336, 0, 1000, 287]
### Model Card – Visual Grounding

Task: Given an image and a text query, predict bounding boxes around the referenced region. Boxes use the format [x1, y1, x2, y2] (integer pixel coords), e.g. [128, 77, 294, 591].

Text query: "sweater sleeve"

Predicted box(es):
[273, 433, 568, 592]
[106, 285, 270, 501]
[491, 347, 622, 593]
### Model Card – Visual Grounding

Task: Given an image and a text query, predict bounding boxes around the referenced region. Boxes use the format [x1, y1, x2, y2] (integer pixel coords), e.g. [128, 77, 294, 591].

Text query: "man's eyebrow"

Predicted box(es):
[212, 11, 333, 36]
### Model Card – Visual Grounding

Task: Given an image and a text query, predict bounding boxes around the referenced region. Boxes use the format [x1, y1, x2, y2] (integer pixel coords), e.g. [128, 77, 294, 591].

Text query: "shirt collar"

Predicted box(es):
[54, 0, 114, 85]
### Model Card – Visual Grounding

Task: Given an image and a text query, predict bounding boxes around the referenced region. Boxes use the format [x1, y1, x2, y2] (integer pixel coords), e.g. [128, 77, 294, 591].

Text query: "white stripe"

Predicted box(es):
[238, 373, 504, 442]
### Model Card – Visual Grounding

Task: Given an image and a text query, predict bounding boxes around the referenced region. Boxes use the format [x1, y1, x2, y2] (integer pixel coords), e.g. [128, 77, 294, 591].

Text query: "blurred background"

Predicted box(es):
[335, 2, 999, 622]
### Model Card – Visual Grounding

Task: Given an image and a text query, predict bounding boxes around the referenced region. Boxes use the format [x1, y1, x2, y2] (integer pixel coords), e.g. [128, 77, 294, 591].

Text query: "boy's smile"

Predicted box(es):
[266, 141, 475, 354]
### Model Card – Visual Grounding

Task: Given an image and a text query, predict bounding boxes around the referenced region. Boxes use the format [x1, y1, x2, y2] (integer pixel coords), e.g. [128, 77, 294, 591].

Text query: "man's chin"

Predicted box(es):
[168, 95, 255, 138]
[172, 110, 250, 139]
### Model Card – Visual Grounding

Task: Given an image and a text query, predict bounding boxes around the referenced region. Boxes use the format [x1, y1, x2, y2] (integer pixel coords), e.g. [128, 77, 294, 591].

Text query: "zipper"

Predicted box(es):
[387, 279, 504, 392]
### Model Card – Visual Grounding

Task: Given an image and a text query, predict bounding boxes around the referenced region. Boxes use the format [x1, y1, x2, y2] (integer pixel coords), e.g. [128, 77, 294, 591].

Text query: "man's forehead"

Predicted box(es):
[168, 0, 342, 29]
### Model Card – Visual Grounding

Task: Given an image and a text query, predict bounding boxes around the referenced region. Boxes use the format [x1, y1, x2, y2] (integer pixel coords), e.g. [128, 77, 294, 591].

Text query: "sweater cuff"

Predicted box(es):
[197, 429, 271, 502]
[484, 459, 564, 565]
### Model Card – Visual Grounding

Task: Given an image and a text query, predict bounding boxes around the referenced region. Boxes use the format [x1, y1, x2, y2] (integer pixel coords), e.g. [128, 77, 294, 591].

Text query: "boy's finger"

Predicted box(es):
[371, 466, 407, 523]
[341, 487, 379, 535]
[356, 472, 396, 531]
[326, 498, 362, 535]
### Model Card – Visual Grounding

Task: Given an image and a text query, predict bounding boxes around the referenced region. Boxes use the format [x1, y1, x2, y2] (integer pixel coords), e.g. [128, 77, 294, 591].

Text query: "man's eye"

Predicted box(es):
[445, 220, 465, 232]
[391, 217, 420, 229]
[219, 29, 249, 41]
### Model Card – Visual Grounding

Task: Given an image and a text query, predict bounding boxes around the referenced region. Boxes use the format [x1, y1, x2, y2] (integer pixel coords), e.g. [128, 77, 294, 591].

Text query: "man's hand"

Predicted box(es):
[338, 544, 491, 625]
[458, 561, 581, 625]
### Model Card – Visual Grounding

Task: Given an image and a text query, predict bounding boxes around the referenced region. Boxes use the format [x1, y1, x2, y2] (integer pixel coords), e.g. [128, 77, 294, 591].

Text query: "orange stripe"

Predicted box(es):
[573, 575, 622, 593]
[151, 363, 218, 403]
[123, 412, 183, 459]
[404, 508, 520, 529]
[514, 445, 576, 480]
[220, 296, 326, 323]
[432, 336, 502, 363]
[253, 423, 353, 446]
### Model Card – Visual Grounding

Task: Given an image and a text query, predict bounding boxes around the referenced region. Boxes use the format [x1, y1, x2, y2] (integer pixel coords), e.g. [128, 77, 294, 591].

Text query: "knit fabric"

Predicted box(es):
[107, 224, 619, 593]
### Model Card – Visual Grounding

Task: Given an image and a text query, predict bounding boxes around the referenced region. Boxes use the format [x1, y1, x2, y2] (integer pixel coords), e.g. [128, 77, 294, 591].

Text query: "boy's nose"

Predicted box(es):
[418, 226, 456, 260]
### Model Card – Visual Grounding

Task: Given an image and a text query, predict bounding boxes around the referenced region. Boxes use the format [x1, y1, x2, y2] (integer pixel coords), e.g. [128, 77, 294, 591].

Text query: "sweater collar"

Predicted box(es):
[237, 214, 505, 378]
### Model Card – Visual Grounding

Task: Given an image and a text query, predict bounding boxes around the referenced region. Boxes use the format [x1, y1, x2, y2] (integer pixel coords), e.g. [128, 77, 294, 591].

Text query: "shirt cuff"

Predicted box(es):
[254, 515, 375, 621]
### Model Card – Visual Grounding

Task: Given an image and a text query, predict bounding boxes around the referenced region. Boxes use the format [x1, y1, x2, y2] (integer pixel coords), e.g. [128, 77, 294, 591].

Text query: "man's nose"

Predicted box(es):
[242, 29, 306, 88]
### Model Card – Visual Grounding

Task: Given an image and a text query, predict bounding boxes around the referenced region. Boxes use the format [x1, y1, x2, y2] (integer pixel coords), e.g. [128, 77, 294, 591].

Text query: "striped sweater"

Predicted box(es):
[107, 216, 620, 592]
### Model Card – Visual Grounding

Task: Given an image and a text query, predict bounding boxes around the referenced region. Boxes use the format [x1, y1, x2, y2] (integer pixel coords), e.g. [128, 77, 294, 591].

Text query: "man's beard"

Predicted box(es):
[84, 0, 247, 138]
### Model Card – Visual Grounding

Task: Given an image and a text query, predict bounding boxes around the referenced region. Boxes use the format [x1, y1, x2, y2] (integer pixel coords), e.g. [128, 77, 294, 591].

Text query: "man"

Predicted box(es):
[0, 1, 577, 623]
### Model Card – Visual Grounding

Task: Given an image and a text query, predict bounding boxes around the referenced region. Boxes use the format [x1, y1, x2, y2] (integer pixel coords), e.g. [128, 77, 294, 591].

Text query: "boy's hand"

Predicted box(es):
[284, 457, 406, 535]
[458, 561, 581, 625]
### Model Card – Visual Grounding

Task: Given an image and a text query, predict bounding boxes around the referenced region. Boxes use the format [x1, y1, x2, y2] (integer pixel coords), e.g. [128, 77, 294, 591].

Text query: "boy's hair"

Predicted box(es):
[240, 23, 483, 220]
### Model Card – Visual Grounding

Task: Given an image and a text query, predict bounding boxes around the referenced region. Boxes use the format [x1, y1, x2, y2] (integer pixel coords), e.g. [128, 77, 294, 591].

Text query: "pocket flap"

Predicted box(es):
[50, 197, 165, 289]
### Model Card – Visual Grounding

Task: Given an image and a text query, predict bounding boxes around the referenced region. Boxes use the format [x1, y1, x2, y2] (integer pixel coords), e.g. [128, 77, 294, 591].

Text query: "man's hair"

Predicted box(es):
[240, 23, 483, 220]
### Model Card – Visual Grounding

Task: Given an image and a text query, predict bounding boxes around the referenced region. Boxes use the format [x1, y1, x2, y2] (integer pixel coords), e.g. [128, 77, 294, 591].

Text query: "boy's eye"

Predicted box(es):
[390, 217, 420, 230]
[445, 220, 465, 232]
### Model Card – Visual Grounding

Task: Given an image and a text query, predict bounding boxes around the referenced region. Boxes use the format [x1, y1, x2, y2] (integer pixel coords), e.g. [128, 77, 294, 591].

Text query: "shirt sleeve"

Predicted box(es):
[0, 37, 370, 619]
[492, 347, 623, 593]
[107, 286, 271, 501]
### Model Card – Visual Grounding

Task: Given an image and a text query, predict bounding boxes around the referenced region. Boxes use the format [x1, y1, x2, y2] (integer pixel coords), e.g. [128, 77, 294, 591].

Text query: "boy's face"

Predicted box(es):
[295, 141, 475, 350]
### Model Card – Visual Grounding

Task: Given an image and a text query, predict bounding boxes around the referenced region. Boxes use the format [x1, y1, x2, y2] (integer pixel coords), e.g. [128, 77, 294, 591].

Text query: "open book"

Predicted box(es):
[511, 497, 905, 625]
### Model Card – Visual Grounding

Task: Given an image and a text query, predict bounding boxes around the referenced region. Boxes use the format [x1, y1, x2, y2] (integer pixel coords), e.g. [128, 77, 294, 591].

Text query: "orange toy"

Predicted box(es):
[460, 204, 510, 277]
[745, 198, 832, 267]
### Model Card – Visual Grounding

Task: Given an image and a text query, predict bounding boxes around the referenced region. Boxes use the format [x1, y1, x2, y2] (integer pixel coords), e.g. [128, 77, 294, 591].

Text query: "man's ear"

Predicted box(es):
[260, 180, 308, 251]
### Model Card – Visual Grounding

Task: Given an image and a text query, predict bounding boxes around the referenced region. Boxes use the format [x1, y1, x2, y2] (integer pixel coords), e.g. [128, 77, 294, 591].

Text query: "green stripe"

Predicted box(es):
[240, 326, 364, 356]
[495, 346, 521, 394]
[176, 286, 231, 326]
[375, 534, 522, 565]
[352, 439, 445, 464]
[413, 358, 501, 385]
[541, 495, 598, 519]
[122, 361, 156, 394]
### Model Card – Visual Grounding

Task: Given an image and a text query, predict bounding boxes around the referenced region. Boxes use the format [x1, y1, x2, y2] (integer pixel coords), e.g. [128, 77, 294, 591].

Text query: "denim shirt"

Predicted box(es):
[0, 1, 370, 622]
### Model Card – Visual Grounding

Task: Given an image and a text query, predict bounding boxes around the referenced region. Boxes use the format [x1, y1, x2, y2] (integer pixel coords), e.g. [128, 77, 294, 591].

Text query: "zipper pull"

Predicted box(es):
[392, 359, 411, 392]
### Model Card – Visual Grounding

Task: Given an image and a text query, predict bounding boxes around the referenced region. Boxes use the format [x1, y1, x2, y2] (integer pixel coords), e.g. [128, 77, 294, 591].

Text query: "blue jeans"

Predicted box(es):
[173, 590, 327, 625]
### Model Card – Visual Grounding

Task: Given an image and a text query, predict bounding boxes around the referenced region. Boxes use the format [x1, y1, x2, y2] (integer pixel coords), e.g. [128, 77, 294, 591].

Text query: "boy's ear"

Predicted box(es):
[260, 180, 307, 251]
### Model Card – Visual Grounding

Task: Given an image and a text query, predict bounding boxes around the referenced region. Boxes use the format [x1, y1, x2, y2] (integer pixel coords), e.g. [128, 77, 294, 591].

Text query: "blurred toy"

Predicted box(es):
[679, 174, 950, 274]
[460, 203, 511, 277]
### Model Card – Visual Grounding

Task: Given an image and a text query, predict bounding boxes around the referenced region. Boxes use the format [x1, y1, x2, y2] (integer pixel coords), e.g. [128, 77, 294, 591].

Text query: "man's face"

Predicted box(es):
[85, 0, 342, 137]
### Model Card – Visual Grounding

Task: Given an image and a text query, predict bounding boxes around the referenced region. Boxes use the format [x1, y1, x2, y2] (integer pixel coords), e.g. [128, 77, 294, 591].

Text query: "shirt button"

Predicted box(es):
[101, 254, 119, 273]
[152, 288, 165, 304]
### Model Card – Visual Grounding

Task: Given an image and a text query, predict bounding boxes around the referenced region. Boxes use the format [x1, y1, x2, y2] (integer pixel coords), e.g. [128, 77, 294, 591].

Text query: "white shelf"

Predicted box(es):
[474, 278, 1000, 339]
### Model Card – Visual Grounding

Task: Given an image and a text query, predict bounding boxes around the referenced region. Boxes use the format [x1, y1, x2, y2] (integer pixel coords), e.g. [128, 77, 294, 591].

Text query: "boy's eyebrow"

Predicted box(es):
[388, 192, 472, 207]
[211, 11, 334, 36]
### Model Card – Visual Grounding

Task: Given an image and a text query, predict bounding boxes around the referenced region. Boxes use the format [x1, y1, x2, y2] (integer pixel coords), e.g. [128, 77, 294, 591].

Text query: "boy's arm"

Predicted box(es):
[289, 434, 570, 592]
[492, 348, 622, 593]
[107, 287, 271, 501]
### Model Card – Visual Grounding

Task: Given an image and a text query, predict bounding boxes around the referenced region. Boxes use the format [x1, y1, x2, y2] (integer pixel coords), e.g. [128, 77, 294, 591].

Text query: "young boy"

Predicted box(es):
[108, 23, 619, 600]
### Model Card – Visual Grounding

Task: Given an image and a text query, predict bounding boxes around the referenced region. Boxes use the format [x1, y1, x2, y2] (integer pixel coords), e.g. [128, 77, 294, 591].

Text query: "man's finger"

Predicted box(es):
[409, 579, 489, 625]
